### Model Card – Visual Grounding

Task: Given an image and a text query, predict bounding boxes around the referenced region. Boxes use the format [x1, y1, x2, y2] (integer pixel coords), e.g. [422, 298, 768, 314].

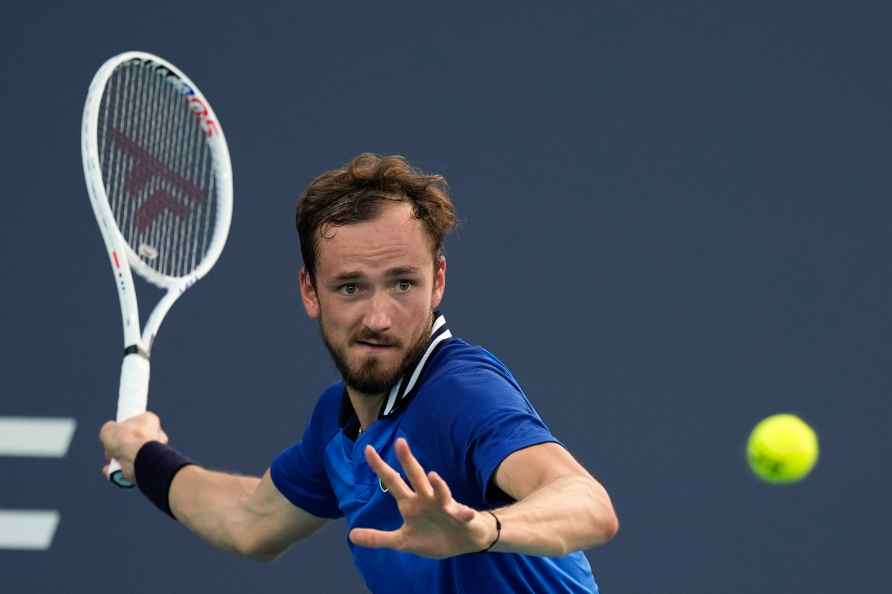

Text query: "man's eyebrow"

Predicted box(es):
[331, 271, 366, 282]
[329, 266, 421, 282]
[386, 266, 421, 276]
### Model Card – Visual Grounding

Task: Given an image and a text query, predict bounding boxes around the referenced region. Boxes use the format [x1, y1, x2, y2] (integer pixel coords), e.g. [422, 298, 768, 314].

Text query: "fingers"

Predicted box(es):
[364, 445, 413, 499]
[395, 438, 434, 498]
[99, 420, 116, 448]
[100, 421, 117, 478]
[349, 527, 403, 550]
[365, 439, 457, 506]
[99, 413, 168, 448]
[98, 412, 168, 484]
[430, 471, 474, 523]
[428, 471, 453, 506]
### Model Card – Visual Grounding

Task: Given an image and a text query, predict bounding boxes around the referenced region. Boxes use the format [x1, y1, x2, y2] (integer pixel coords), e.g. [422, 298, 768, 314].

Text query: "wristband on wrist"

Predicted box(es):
[134, 441, 194, 519]
[481, 510, 501, 553]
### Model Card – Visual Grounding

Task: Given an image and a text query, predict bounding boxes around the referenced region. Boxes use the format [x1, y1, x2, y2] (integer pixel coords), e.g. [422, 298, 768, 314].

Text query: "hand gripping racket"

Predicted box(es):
[82, 52, 233, 488]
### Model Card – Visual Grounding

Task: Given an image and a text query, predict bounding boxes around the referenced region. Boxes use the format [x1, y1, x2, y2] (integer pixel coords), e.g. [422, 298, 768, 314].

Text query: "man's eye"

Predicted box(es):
[338, 284, 358, 296]
[396, 280, 415, 292]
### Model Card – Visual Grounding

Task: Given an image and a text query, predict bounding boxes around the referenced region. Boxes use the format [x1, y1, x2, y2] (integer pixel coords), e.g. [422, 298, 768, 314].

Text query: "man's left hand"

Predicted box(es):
[348, 438, 497, 559]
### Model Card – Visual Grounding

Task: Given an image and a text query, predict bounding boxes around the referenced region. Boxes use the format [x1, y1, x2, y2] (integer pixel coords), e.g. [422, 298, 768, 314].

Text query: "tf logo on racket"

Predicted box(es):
[82, 51, 233, 488]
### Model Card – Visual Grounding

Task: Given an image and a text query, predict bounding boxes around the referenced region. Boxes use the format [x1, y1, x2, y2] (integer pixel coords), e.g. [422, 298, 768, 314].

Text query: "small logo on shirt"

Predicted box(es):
[379, 478, 389, 493]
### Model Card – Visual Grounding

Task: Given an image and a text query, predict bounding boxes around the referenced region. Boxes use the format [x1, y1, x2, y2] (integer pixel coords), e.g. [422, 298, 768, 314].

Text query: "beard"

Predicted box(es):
[319, 313, 432, 396]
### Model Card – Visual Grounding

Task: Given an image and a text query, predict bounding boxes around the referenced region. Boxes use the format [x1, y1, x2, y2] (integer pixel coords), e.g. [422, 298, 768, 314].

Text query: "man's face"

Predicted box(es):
[299, 201, 446, 396]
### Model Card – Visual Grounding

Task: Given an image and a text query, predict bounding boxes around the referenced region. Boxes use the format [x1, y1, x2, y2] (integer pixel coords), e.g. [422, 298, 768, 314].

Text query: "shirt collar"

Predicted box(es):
[338, 311, 452, 432]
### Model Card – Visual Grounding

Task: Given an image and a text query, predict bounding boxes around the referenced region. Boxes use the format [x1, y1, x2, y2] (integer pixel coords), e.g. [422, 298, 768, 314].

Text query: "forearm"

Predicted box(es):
[489, 475, 618, 557]
[105, 425, 322, 560]
[168, 465, 263, 557]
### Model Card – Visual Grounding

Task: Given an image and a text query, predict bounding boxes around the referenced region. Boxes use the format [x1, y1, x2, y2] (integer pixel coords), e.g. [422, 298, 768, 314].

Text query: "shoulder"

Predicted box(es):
[418, 338, 534, 414]
[430, 338, 521, 389]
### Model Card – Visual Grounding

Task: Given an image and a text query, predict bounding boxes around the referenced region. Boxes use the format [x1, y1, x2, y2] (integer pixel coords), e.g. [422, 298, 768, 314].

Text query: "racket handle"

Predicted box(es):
[109, 353, 151, 490]
[108, 459, 134, 489]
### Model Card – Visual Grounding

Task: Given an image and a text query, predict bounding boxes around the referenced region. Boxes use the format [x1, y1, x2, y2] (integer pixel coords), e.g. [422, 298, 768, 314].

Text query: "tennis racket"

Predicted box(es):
[82, 51, 233, 488]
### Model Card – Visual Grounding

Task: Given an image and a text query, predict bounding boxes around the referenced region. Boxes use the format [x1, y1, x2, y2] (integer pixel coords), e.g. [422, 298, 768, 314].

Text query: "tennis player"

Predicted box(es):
[100, 153, 619, 593]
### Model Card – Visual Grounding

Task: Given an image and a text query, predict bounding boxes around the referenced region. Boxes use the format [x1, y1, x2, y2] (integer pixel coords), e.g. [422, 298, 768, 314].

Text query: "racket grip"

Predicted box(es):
[109, 353, 151, 489]
[117, 353, 150, 421]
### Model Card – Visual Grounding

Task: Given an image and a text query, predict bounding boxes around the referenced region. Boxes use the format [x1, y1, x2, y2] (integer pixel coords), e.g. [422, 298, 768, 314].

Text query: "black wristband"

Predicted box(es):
[481, 510, 501, 553]
[134, 441, 194, 519]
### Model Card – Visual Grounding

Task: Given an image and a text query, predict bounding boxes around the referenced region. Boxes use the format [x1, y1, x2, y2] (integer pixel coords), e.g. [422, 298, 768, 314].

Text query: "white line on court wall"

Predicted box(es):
[0, 511, 60, 550]
[0, 417, 76, 550]
[0, 417, 76, 457]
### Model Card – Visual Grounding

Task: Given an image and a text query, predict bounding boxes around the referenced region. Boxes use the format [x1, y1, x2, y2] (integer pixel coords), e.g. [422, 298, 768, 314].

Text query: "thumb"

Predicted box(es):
[349, 527, 403, 550]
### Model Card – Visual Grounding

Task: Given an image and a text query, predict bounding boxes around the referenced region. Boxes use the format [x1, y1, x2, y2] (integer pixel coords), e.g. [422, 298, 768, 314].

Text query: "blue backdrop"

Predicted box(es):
[2, 2, 890, 592]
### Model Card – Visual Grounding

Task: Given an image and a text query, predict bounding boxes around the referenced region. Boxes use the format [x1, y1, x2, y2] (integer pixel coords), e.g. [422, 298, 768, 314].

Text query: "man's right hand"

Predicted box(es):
[99, 412, 169, 483]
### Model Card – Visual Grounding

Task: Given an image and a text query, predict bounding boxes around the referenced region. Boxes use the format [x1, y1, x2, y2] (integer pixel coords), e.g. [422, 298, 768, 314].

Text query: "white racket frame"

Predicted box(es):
[82, 51, 233, 487]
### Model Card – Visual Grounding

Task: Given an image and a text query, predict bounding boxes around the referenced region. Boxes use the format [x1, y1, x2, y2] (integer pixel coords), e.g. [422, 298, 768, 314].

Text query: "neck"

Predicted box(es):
[346, 386, 386, 431]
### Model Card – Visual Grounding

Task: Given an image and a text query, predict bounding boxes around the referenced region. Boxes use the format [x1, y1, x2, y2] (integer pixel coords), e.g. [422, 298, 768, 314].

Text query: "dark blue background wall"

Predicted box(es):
[2, 2, 890, 592]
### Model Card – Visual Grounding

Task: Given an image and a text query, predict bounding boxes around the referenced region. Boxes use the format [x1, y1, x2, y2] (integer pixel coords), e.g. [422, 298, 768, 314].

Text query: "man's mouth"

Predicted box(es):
[355, 340, 397, 349]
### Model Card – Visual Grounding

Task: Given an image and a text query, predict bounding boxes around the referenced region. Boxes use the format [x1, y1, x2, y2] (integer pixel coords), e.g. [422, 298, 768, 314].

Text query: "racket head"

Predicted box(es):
[82, 51, 233, 291]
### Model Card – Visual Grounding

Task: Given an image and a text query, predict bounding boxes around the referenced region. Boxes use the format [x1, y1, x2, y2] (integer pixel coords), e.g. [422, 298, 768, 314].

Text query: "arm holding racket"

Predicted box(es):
[100, 416, 326, 560]
[170, 467, 327, 560]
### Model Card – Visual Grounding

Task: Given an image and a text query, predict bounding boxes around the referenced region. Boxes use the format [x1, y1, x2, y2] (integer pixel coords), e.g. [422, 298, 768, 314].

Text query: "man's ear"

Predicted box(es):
[432, 255, 446, 310]
[299, 267, 320, 319]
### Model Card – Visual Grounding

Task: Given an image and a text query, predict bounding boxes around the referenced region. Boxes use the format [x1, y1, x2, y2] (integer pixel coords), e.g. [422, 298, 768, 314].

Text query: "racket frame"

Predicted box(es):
[82, 51, 233, 487]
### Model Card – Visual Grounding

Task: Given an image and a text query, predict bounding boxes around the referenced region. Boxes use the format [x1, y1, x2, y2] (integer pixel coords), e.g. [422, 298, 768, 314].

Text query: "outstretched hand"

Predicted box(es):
[348, 438, 497, 559]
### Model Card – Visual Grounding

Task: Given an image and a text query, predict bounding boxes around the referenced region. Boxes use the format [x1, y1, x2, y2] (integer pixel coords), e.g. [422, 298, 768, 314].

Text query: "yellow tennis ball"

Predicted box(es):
[746, 414, 819, 484]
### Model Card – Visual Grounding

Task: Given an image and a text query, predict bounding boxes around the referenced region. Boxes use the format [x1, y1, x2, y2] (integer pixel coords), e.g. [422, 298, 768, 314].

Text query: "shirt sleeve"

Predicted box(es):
[270, 389, 344, 519]
[434, 363, 562, 503]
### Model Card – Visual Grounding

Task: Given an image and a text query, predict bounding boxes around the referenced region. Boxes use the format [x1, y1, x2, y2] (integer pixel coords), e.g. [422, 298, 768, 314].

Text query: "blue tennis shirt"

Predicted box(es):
[271, 313, 599, 594]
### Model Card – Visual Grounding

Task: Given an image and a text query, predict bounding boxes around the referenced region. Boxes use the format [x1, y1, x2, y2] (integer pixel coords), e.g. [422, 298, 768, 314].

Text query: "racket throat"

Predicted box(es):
[123, 344, 151, 360]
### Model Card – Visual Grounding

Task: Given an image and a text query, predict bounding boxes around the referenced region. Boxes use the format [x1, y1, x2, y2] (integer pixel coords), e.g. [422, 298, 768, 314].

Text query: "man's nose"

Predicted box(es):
[363, 291, 392, 332]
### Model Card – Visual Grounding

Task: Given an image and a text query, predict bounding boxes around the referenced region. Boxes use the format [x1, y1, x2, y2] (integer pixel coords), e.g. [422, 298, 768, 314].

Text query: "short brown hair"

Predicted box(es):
[296, 153, 458, 281]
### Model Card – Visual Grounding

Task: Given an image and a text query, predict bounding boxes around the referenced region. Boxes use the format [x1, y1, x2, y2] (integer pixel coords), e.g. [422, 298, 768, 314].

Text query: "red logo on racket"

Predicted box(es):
[187, 97, 218, 138]
[110, 129, 207, 232]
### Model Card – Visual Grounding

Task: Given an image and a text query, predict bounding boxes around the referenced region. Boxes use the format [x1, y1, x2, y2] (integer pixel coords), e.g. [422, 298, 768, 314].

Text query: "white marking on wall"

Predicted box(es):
[0, 417, 76, 550]
[0, 511, 60, 550]
[0, 417, 76, 457]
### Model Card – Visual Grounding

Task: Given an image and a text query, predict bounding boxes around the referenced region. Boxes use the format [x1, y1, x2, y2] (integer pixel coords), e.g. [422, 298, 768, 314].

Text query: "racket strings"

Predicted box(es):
[97, 59, 217, 279]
